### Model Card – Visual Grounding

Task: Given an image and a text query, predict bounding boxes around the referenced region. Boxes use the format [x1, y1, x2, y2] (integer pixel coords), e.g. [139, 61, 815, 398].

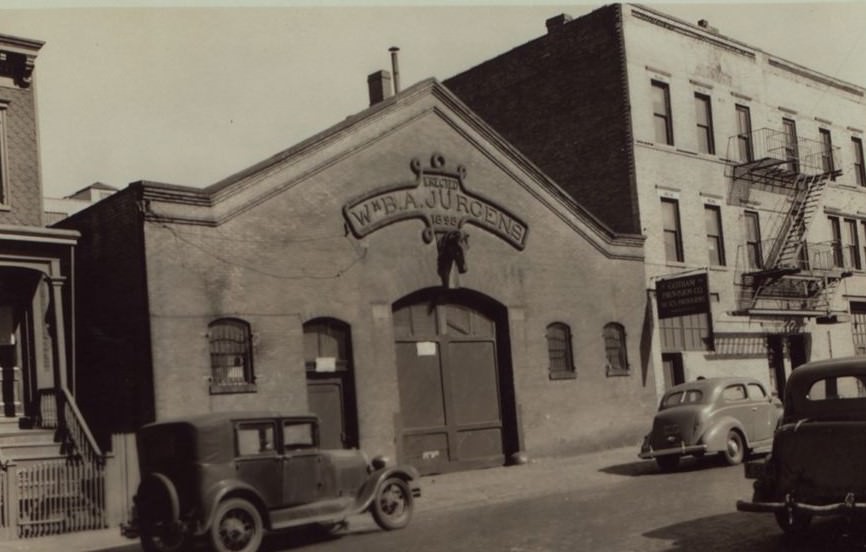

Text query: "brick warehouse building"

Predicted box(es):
[445, 4, 866, 398]
[57, 78, 657, 474]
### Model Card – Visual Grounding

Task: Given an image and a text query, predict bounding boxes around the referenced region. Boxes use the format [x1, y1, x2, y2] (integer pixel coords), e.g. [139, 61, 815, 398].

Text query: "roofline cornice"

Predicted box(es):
[628, 3, 866, 96]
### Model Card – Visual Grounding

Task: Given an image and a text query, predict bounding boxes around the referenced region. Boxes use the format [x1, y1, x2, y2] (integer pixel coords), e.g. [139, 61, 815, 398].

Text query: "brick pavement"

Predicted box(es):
[0, 445, 644, 552]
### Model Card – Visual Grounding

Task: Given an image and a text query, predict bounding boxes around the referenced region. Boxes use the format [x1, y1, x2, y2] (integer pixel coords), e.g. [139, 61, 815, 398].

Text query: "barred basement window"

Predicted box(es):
[546, 322, 576, 380]
[209, 317, 256, 394]
[603, 323, 629, 376]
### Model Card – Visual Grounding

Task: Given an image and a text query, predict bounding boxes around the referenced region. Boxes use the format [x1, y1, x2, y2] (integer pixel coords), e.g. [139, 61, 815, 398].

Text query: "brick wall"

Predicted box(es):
[0, 84, 44, 226]
[445, 4, 639, 235]
[55, 188, 154, 449]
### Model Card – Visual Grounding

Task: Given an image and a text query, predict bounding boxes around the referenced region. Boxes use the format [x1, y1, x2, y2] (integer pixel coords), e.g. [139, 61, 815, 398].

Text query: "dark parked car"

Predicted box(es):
[639, 377, 782, 471]
[122, 411, 421, 552]
[738, 356, 866, 533]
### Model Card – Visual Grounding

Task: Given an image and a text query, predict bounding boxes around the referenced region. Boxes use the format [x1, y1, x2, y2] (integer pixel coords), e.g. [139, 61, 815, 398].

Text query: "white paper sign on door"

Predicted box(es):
[416, 342, 437, 356]
[315, 357, 337, 372]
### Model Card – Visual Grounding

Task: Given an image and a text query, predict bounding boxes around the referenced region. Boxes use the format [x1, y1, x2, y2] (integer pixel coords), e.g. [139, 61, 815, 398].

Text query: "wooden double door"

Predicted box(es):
[393, 292, 517, 474]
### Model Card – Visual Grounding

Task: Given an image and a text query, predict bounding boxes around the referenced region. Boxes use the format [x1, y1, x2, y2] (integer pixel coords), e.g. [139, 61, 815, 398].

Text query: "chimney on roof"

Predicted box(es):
[546, 13, 573, 34]
[697, 19, 719, 34]
[389, 46, 401, 94]
[367, 70, 393, 106]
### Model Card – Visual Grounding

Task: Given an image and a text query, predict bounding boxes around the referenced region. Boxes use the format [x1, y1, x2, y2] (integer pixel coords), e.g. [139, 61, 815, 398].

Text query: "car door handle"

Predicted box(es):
[751, 407, 758, 411]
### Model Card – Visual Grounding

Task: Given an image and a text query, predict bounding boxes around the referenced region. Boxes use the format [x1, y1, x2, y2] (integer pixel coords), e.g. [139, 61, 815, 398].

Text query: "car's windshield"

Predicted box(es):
[661, 389, 703, 408]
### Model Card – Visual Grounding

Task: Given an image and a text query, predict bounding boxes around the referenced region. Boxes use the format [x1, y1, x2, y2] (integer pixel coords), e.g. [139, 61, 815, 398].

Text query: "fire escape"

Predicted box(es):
[727, 127, 847, 317]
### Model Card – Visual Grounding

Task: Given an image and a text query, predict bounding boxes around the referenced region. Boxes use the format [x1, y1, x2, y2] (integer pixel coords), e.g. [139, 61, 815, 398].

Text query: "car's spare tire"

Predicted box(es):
[137, 473, 180, 526]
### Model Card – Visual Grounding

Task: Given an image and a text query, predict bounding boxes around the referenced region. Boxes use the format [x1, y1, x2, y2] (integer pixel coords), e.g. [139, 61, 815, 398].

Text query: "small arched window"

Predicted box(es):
[208, 317, 256, 393]
[604, 322, 629, 376]
[546, 322, 576, 380]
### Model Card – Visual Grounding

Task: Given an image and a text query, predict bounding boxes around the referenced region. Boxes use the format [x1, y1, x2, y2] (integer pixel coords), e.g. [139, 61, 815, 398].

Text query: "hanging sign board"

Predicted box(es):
[656, 273, 710, 319]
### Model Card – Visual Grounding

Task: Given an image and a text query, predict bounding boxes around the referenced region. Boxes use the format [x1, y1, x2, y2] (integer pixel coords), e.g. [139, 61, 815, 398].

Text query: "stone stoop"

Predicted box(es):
[0, 417, 65, 465]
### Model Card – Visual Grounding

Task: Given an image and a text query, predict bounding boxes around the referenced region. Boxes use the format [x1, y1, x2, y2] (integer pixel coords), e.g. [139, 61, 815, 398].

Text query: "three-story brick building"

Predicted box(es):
[445, 4, 866, 398]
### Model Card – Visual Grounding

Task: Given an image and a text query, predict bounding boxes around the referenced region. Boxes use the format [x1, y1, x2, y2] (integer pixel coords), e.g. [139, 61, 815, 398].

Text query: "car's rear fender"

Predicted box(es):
[199, 480, 269, 535]
[700, 417, 748, 452]
[353, 465, 420, 512]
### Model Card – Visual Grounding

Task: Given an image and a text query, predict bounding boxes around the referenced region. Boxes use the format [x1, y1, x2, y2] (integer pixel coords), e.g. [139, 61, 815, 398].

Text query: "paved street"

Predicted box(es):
[56, 449, 866, 552]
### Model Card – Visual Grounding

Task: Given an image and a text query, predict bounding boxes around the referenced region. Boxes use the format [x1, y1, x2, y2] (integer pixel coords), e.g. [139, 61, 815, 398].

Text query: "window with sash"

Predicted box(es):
[662, 198, 684, 262]
[652, 81, 674, 145]
[694, 93, 715, 154]
[735, 105, 753, 162]
[705, 205, 725, 266]
[744, 211, 763, 269]
[852, 137, 865, 186]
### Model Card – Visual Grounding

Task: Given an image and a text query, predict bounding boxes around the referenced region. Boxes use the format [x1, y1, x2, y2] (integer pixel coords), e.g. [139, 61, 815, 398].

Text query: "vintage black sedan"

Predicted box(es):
[737, 356, 866, 533]
[122, 411, 420, 552]
[639, 377, 782, 471]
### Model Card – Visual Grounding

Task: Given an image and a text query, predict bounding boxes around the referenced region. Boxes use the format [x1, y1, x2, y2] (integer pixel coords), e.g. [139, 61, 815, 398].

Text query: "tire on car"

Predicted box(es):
[371, 476, 413, 530]
[209, 497, 264, 552]
[722, 429, 745, 466]
[137, 473, 190, 552]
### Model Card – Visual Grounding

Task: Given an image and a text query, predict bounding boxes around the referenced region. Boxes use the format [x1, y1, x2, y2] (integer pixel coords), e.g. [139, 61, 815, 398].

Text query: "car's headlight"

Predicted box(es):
[371, 455, 391, 470]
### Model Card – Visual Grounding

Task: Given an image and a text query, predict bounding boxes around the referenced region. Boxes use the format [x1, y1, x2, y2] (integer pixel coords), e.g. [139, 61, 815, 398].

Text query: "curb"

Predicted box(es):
[0, 445, 646, 551]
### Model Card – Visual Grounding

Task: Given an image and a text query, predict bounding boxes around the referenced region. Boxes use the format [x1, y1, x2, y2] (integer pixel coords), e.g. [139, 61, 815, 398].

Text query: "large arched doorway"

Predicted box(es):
[303, 318, 359, 450]
[393, 288, 518, 474]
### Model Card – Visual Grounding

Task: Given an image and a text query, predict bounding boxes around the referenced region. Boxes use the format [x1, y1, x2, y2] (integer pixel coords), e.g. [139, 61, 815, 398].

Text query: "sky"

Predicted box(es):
[1, 1, 865, 198]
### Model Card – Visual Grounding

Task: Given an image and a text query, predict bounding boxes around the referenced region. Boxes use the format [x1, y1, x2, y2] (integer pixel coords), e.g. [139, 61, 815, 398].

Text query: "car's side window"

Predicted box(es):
[807, 376, 866, 400]
[283, 421, 315, 450]
[747, 383, 767, 401]
[236, 421, 277, 456]
[722, 384, 747, 402]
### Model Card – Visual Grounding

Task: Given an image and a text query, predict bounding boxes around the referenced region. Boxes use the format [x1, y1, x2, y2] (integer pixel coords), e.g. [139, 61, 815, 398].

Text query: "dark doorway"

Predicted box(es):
[788, 333, 811, 369]
[661, 353, 684, 390]
[767, 335, 786, 397]
[303, 318, 358, 450]
[393, 288, 518, 475]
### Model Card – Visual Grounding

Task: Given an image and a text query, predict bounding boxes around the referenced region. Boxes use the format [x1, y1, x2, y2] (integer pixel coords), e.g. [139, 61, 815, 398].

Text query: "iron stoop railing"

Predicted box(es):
[0, 389, 116, 539]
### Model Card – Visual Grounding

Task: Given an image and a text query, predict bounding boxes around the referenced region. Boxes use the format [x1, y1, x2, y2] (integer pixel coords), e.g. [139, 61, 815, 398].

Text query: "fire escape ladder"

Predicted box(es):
[740, 173, 829, 315]
[767, 173, 827, 270]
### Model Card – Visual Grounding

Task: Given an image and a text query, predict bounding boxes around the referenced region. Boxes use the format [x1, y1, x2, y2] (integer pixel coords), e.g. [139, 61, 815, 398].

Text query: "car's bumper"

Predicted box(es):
[737, 493, 866, 517]
[638, 440, 707, 459]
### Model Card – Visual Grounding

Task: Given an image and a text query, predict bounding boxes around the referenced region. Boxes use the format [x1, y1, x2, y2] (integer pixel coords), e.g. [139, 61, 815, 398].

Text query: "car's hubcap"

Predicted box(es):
[727, 437, 740, 458]
[219, 509, 253, 550]
[380, 483, 407, 517]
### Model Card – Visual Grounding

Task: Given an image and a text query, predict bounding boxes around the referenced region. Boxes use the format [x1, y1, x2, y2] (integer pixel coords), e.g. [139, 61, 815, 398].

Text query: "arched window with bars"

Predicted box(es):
[208, 317, 256, 393]
[603, 322, 629, 376]
[546, 322, 575, 380]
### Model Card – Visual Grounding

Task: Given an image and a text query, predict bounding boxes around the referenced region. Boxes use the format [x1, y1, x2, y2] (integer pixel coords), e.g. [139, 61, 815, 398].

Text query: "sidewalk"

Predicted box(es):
[0, 446, 645, 552]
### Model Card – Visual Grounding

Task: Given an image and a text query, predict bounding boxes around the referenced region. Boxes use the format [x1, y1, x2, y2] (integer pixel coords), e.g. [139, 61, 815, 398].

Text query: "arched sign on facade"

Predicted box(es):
[342, 154, 529, 251]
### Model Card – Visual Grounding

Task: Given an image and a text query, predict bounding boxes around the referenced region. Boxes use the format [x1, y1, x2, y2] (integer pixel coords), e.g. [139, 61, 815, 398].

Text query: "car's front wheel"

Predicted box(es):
[209, 498, 264, 552]
[722, 430, 745, 465]
[774, 510, 812, 534]
[371, 477, 413, 530]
